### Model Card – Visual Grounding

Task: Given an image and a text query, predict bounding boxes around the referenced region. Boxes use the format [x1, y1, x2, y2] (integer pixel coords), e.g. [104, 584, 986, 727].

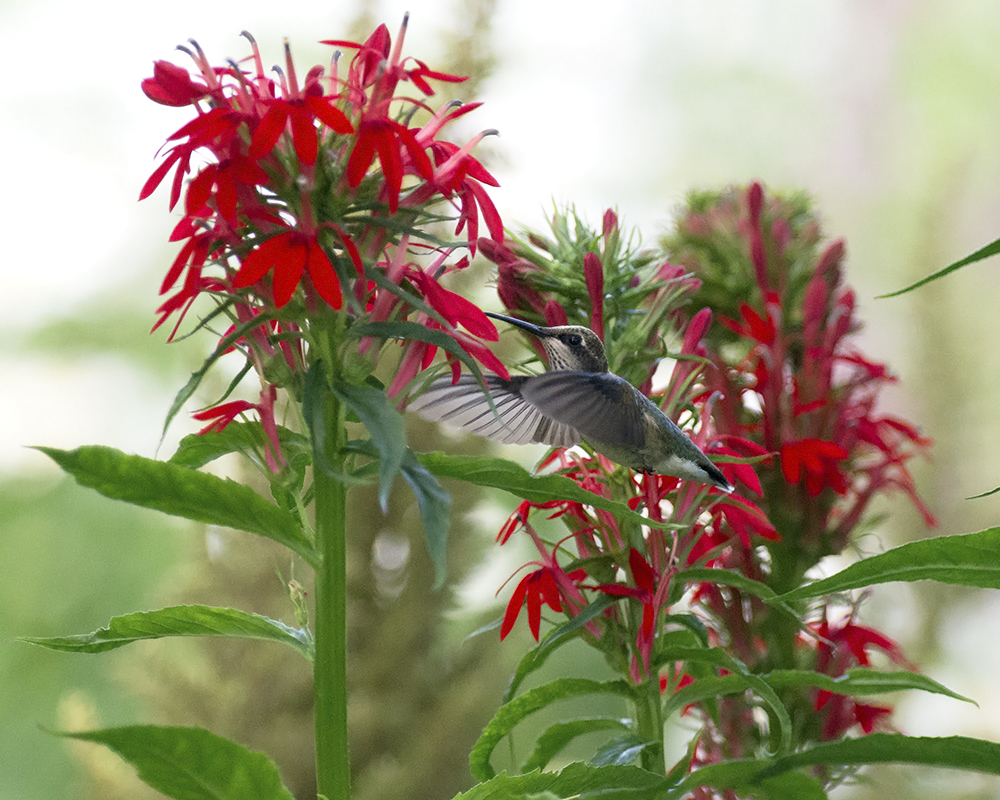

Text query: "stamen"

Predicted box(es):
[283, 38, 299, 95]
[389, 12, 409, 70]
[240, 31, 266, 80]
[271, 64, 288, 96]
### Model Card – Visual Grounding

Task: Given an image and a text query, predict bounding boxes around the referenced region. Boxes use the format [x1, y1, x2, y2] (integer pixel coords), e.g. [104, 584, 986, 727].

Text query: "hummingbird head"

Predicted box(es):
[486, 312, 608, 372]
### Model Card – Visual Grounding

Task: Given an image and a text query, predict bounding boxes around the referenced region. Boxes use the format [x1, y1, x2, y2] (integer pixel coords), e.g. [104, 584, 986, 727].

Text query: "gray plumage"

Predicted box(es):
[408, 313, 733, 492]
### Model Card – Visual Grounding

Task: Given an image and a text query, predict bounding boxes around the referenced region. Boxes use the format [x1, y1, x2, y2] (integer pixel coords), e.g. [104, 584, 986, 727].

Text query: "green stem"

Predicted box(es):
[313, 390, 349, 800]
[634, 674, 664, 772]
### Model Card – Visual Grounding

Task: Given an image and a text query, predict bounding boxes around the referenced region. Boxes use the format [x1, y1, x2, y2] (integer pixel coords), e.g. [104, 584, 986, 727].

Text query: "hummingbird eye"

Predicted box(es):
[564, 333, 582, 346]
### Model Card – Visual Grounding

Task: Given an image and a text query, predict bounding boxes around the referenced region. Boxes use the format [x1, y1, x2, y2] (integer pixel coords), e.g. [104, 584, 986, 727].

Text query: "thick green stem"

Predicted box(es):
[634, 674, 664, 773]
[313, 392, 349, 800]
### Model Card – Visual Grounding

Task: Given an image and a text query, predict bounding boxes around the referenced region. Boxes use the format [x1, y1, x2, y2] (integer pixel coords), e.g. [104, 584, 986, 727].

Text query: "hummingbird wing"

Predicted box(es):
[408, 374, 582, 447]
[518, 371, 648, 449]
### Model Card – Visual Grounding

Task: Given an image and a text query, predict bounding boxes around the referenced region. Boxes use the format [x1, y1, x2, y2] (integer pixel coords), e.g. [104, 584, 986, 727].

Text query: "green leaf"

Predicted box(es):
[759, 733, 1000, 777]
[662, 671, 792, 755]
[762, 667, 972, 704]
[504, 594, 616, 702]
[331, 378, 406, 513]
[522, 718, 630, 772]
[775, 528, 1000, 603]
[590, 734, 654, 768]
[451, 762, 668, 800]
[19, 605, 312, 659]
[674, 760, 831, 800]
[744, 772, 829, 800]
[676, 734, 1000, 797]
[344, 442, 452, 587]
[416, 452, 676, 530]
[302, 359, 335, 477]
[400, 450, 452, 589]
[36, 446, 315, 567]
[656, 645, 752, 676]
[878, 235, 1000, 297]
[169, 423, 310, 470]
[55, 725, 294, 800]
[673, 567, 778, 601]
[348, 320, 487, 386]
[471, 678, 636, 782]
[654, 646, 796, 756]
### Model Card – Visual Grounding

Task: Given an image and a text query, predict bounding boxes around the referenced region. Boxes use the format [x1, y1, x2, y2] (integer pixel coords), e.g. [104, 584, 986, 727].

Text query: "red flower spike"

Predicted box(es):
[142, 24, 506, 422]
[583, 252, 604, 340]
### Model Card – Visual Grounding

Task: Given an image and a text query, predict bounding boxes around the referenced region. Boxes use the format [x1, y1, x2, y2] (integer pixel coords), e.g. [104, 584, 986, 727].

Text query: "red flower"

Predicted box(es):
[142, 60, 211, 106]
[721, 301, 778, 347]
[249, 95, 354, 166]
[405, 268, 499, 341]
[192, 400, 256, 434]
[192, 385, 286, 472]
[780, 438, 849, 496]
[184, 155, 269, 223]
[500, 555, 589, 641]
[711, 494, 780, 547]
[346, 116, 433, 213]
[501, 567, 564, 641]
[810, 613, 910, 738]
[233, 229, 343, 309]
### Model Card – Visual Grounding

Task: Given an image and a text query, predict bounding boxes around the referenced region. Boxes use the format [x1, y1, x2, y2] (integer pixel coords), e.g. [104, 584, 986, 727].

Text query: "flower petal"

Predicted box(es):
[307, 238, 343, 309]
[233, 231, 294, 288]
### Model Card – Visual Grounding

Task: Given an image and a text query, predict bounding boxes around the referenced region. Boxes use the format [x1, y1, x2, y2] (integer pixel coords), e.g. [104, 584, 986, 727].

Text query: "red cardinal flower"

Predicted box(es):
[233, 229, 343, 309]
[781, 438, 849, 496]
[142, 60, 211, 106]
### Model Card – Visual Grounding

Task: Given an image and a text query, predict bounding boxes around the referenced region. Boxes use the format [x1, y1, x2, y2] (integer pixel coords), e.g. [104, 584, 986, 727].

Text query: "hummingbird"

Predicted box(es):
[409, 312, 733, 492]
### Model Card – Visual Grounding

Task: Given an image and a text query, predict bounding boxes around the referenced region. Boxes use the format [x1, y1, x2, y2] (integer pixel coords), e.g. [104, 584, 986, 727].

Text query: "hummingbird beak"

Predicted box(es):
[485, 311, 551, 338]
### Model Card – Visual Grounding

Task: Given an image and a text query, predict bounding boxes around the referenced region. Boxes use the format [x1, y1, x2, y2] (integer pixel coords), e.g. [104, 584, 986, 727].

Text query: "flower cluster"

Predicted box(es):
[141, 17, 507, 465]
[674, 184, 936, 556]
[661, 183, 936, 752]
[486, 190, 935, 773]
[482, 209, 772, 683]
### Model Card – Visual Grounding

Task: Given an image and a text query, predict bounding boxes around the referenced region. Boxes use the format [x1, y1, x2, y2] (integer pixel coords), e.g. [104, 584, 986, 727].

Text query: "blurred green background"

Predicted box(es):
[3, 0, 1000, 798]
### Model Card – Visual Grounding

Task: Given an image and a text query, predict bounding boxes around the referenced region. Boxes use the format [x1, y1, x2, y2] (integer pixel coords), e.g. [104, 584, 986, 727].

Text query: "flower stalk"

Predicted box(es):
[313, 387, 349, 800]
[137, 18, 509, 798]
